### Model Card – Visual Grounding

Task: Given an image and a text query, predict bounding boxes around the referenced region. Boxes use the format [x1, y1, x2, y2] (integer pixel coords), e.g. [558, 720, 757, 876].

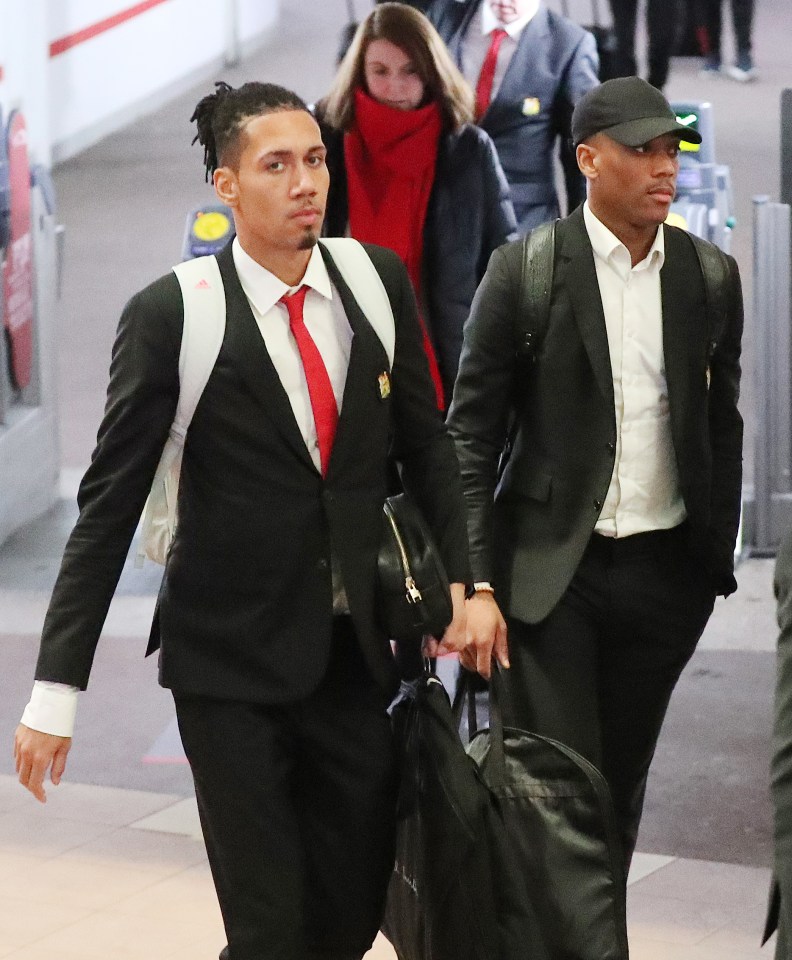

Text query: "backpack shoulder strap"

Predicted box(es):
[136, 255, 226, 566]
[171, 255, 226, 441]
[320, 237, 395, 369]
[517, 220, 557, 360]
[685, 231, 731, 355]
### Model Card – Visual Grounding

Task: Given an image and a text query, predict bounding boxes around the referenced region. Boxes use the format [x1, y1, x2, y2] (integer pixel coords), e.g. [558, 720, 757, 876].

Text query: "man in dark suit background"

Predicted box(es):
[765, 530, 792, 958]
[447, 77, 744, 877]
[14, 82, 471, 960]
[426, 0, 599, 232]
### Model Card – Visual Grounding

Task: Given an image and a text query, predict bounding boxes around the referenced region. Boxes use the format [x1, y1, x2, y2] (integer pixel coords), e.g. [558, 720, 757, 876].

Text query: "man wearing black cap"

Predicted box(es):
[448, 76, 744, 874]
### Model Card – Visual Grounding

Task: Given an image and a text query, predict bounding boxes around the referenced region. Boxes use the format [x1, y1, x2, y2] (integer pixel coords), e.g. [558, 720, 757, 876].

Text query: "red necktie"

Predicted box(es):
[476, 28, 508, 121]
[280, 285, 338, 476]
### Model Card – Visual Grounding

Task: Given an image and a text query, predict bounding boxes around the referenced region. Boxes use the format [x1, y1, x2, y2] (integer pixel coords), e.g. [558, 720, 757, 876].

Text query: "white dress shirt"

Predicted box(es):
[460, 1, 540, 103]
[21, 240, 353, 738]
[583, 203, 687, 538]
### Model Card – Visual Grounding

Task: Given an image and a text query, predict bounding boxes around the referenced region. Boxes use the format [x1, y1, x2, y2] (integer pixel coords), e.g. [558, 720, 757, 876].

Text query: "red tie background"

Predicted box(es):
[280, 285, 339, 476]
[476, 27, 509, 120]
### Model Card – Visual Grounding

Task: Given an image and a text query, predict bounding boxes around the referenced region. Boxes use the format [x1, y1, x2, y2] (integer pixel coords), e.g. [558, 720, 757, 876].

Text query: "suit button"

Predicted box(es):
[323, 491, 335, 504]
[607, 441, 616, 454]
[317, 558, 329, 571]
[594, 499, 602, 511]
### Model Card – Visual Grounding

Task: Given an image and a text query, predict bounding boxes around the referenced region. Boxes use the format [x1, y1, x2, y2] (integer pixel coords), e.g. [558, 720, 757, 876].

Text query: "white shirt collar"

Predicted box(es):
[232, 238, 334, 316]
[481, 0, 540, 38]
[583, 201, 665, 274]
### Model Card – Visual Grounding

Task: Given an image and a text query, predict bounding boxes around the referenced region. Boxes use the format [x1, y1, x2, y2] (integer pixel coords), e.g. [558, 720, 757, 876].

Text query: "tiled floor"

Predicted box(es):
[0, 773, 774, 959]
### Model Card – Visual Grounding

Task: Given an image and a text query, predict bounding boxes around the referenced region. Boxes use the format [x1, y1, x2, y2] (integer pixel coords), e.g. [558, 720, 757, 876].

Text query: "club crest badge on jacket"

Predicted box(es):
[378, 371, 391, 400]
[522, 97, 541, 116]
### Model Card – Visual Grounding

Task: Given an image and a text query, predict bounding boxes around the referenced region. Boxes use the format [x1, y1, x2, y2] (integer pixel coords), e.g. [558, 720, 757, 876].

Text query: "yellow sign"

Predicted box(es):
[193, 211, 231, 242]
[665, 211, 688, 230]
[521, 97, 541, 116]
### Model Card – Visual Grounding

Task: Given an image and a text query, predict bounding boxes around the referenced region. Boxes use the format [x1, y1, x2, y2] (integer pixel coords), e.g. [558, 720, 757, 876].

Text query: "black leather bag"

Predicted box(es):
[382, 668, 629, 960]
[381, 668, 500, 960]
[468, 672, 630, 960]
[377, 493, 453, 643]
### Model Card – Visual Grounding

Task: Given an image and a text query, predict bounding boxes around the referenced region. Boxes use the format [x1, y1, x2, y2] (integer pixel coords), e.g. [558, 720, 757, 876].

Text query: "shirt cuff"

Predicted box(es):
[20, 681, 79, 737]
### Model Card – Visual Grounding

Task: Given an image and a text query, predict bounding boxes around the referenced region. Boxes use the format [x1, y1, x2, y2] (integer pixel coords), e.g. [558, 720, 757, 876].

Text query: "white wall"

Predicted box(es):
[0, 0, 280, 167]
[0, 0, 51, 167]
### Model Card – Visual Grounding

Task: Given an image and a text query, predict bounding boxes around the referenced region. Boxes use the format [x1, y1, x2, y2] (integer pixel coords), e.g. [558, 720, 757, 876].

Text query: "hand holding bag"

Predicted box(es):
[378, 493, 453, 643]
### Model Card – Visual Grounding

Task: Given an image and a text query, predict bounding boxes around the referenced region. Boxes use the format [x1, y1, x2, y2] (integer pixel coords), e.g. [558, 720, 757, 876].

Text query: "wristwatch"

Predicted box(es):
[467, 581, 495, 598]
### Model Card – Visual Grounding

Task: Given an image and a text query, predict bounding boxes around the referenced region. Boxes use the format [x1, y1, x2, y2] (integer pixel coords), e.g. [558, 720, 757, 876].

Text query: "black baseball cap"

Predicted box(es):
[572, 76, 703, 148]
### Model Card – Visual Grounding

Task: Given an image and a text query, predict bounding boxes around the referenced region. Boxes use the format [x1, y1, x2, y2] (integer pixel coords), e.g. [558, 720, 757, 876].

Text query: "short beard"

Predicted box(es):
[298, 228, 319, 251]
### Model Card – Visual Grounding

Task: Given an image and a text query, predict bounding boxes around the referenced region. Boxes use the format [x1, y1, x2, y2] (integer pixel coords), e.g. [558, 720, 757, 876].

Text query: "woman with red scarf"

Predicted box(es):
[316, 2, 517, 410]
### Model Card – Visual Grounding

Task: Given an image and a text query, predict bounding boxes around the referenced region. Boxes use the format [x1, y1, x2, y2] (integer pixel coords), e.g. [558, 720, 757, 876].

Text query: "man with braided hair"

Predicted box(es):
[14, 81, 472, 960]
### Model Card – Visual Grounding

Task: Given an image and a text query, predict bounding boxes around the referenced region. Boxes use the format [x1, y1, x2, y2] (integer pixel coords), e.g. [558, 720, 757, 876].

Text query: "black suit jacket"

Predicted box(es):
[35, 242, 469, 702]
[428, 0, 599, 232]
[766, 530, 792, 957]
[447, 205, 743, 624]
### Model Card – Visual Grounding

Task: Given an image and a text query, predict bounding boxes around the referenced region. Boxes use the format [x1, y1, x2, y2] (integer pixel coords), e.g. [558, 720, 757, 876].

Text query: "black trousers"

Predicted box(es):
[174, 617, 398, 960]
[608, 0, 680, 89]
[502, 525, 716, 873]
[701, 0, 754, 56]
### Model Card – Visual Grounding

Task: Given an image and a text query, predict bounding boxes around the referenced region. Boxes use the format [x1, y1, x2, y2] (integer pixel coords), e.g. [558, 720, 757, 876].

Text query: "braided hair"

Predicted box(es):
[190, 81, 309, 182]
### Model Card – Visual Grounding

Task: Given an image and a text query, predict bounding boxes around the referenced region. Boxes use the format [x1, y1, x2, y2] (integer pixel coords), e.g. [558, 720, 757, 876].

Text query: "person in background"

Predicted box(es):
[426, 0, 599, 233]
[607, 0, 679, 91]
[765, 530, 792, 958]
[318, 2, 517, 410]
[699, 0, 757, 81]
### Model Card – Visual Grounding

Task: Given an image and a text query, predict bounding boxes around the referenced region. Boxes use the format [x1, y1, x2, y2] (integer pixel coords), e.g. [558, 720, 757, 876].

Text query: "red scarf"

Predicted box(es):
[344, 89, 445, 408]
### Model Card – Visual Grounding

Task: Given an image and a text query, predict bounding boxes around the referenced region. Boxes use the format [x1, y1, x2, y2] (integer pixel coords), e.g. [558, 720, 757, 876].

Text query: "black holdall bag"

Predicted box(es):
[378, 494, 453, 644]
[381, 665, 501, 960]
[468, 670, 630, 960]
[381, 665, 628, 960]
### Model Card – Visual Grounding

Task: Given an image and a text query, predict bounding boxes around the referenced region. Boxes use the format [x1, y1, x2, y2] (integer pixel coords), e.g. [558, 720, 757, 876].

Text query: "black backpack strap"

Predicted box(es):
[497, 221, 557, 482]
[516, 219, 557, 361]
[686, 231, 732, 358]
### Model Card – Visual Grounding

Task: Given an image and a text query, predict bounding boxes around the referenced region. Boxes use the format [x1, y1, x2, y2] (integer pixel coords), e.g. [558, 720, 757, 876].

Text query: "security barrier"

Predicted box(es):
[0, 107, 63, 546]
[667, 100, 735, 253]
[749, 196, 792, 554]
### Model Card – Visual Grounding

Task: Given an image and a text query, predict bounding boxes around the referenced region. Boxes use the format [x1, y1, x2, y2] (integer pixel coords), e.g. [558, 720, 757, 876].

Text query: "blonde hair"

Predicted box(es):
[323, 2, 474, 132]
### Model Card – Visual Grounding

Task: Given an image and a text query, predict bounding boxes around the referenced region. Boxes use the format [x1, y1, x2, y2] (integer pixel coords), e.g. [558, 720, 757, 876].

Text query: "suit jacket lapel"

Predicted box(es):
[557, 207, 614, 405]
[215, 243, 317, 472]
[319, 245, 391, 478]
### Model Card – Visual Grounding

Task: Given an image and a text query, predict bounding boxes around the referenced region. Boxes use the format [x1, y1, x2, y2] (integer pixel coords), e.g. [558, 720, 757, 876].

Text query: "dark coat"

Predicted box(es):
[317, 112, 518, 406]
[428, 0, 600, 232]
[766, 530, 792, 958]
[35, 242, 469, 702]
[447, 205, 744, 624]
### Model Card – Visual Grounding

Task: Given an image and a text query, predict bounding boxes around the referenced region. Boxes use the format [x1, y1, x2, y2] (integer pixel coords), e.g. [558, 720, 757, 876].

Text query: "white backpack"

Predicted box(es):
[136, 238, 396, 566]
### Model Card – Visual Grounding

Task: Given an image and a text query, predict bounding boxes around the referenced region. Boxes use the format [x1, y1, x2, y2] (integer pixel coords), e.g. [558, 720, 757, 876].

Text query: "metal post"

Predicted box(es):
[752, 196, 792, 554]
[224, 0, 240, 67]
[782, 90, 792, 209]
